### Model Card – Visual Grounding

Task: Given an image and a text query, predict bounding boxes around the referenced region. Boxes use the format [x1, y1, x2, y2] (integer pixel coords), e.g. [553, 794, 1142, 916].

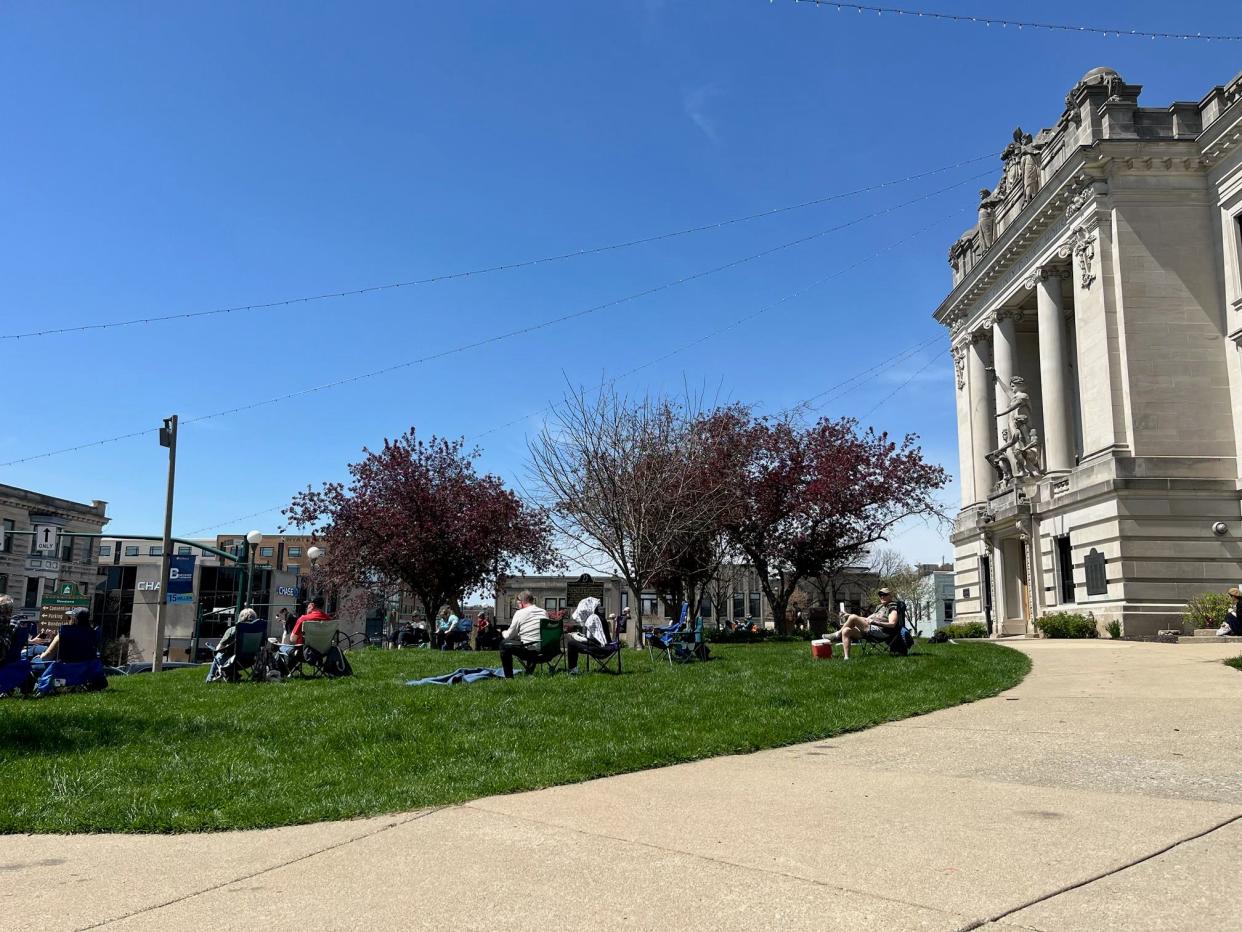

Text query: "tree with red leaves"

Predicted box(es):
[714, 413, 947, 634]
[284, 430, 559, 622]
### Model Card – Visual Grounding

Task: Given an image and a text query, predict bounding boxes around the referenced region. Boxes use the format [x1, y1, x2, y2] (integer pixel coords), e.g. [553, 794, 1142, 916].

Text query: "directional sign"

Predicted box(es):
[33, 524, 58, 555]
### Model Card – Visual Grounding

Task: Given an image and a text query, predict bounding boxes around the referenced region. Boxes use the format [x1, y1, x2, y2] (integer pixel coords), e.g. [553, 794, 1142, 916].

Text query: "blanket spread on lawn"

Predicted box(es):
[405, 666, 518, 686]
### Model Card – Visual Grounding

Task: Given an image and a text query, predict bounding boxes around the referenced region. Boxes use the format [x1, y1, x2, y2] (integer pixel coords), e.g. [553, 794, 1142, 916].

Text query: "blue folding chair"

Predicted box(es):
[0, 623, 36, 696]
[35, 625, 107, 695]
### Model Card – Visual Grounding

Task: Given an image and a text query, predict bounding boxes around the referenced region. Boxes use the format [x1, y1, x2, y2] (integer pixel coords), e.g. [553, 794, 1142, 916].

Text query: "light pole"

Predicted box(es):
[244, 529, 264, 608]
[152, 415, 178, 673]
[307, 546, 323, 603]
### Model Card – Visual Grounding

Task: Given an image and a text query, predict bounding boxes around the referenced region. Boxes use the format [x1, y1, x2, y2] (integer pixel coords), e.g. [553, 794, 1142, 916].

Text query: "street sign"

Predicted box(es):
[33, 524, 58, 555]
[40, 580, 91, 626]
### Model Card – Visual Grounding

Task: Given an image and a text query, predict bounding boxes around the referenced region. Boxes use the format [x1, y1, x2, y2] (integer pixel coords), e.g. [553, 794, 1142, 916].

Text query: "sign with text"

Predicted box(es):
[33, 524, 59, 555]
[167, 555, 195, 603]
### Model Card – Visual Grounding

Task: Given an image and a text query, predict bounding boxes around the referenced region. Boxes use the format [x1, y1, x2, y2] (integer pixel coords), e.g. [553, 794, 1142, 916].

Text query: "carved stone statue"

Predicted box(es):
[1020, 133, 1041, 202]
[977, 189, 997, 250]
[986, 375, 1044, 487]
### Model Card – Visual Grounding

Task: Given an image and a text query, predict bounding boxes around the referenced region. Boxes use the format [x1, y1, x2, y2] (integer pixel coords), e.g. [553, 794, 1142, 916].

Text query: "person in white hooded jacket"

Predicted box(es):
[565, 596, 608, 674]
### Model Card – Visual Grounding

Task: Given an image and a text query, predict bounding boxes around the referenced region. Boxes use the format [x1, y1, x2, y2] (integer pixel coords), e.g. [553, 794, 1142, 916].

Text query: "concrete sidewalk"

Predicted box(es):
[4, 640, 1240, 931]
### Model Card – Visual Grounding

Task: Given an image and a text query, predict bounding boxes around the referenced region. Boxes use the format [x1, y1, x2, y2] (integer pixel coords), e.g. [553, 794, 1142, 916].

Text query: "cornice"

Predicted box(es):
[934, 151, 1093, 328]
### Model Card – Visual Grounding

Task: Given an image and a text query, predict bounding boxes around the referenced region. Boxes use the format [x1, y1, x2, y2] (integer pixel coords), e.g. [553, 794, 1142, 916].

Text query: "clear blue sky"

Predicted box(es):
[2, 1, 1239, 561]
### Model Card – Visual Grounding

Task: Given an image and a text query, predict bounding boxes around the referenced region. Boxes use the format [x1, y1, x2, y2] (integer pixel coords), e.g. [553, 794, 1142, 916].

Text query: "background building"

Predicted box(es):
[938, 68, 1242, 636]
[0, 482, 108, 619]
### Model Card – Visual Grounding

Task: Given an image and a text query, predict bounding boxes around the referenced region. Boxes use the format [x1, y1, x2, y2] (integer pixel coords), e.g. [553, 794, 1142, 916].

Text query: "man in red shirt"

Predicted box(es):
[290, 595, 331, 645]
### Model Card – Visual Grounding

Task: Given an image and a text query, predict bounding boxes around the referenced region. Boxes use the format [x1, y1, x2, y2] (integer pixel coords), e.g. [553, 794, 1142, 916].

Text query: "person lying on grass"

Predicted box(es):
[831, 588, 899, 661]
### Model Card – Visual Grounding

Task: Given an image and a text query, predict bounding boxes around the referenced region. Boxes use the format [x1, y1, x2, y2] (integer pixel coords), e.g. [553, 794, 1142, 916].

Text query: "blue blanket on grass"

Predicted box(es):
[406, 666, 517, 686]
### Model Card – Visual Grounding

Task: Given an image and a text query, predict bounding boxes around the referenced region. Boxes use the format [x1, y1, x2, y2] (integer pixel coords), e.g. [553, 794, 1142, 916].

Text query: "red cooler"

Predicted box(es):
[811, 639, 833, 660]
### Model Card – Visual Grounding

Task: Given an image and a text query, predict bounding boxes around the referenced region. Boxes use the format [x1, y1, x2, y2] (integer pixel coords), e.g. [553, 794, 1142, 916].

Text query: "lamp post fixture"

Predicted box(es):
[244, 529, 264, 607]
[306, 546, 324, 602]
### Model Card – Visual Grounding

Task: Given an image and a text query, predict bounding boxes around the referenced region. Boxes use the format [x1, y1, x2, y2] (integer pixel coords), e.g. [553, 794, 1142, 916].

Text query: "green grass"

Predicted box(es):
[1226, 656, 1242, 672]
[1, 642, 1028, 834]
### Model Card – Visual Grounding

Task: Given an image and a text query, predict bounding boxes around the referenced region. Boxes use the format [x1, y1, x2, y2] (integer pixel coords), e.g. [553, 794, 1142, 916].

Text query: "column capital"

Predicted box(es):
[1022, 266, 1072, 290]
[993, 307, 1024, 324]
[950, 344, 966, 389]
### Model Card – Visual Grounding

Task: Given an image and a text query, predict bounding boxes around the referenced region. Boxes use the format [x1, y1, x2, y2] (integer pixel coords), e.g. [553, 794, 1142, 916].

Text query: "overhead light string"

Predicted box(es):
[785, 1, 1242, 42]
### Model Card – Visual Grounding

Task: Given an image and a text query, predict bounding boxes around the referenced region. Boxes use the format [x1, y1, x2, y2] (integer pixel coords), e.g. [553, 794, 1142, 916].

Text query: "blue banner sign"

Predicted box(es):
[167, 554, 196, 603]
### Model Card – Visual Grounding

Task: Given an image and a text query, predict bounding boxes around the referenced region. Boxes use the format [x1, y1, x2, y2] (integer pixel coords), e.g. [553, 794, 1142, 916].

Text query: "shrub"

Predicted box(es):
[939, 621, 988, 640]
[1185, 592, 1231, 629]
[1035, 612, 1098, 639]
[1105, 619, 1122, 639]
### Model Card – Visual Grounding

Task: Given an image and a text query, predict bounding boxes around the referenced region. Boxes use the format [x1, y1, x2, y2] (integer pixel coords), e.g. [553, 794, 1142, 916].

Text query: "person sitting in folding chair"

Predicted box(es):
[0, 595, 36, 697]
[499, 590, 548, 678]
[205, 608, 273, 682]
[833, 588, 902, 660]
[565, 597, 621, 675]
[34, 609, 107, 695]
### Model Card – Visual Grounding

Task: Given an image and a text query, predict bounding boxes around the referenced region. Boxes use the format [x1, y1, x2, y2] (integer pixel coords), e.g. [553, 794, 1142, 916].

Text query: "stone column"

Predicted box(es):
[992, 309, 1019, 445]
[1032, 268, 1073, 473]
[967, 332, 993, 502]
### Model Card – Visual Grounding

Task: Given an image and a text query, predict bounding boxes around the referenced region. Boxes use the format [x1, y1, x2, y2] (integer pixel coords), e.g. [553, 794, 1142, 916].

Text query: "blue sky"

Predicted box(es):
[2, 0, 1239, 562]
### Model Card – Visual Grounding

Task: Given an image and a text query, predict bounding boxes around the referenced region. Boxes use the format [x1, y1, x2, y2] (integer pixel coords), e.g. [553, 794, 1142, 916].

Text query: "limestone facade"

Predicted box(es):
[935, 67, 1242, 636]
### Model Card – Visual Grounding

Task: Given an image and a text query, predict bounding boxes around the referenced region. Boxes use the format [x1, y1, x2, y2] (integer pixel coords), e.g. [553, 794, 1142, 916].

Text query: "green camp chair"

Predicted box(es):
[526, 617, 564, 675]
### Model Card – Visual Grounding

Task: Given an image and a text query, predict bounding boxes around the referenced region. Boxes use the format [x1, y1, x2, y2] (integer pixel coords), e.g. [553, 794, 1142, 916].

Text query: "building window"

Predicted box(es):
[0, 573, 7, 594]
[149, 546, 162, 557]
[286, 563, 299, 572]
[1056, 536, 1076, 603]
[259, 547, 274, 558]
[288, 547, 302, 557]
[80, 538, 93, 562]
[124, 546, 139, 557]
[177, 545, 192, 556]
[640, 594, 660, 617]
[1, 519, 13, 553]
[99, 544, 112, 556]
[62, 538, 75, 561]
[943, 600, 954, 621]
[748, 591, 761, 619]
[543, 597, 566, 614]
[732, 592, 744, 619]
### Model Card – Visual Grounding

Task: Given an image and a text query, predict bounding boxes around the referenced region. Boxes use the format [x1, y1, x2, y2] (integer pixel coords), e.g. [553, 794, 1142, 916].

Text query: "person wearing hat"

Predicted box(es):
[831, 588, 900, 660]
[1216, 588, 1242, 637]
[36, 608, 94, 662]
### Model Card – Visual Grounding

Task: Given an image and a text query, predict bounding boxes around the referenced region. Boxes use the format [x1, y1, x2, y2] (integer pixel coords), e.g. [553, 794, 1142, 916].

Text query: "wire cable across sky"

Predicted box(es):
[785, 1, 1242, 42]
[0, 153, 996, 341]
[181, 214, 962, 538]
[1, 170, 987, 470]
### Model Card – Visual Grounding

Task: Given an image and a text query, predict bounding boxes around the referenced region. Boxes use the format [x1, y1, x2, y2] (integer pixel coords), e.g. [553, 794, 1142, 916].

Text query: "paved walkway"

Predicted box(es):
[5, 640, 1240, 932]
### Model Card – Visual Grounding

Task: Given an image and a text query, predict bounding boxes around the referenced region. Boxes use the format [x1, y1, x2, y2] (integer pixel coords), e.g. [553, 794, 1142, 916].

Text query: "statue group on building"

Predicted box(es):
[986, 374, 1044, 488]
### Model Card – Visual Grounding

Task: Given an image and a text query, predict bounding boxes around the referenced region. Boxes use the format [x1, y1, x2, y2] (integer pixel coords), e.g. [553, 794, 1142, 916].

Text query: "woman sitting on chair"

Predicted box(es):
[832, 588, 899, 661]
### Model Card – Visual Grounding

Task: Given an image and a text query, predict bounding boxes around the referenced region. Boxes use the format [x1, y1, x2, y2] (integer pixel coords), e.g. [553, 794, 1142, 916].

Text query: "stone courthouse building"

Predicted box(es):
[936, 67, 1242, 636]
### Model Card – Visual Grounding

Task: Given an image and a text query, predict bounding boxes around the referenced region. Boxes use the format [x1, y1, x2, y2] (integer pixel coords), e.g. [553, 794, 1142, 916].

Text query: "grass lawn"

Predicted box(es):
[1226, 656, 1242, 672]
[1, 641, 1029, 834]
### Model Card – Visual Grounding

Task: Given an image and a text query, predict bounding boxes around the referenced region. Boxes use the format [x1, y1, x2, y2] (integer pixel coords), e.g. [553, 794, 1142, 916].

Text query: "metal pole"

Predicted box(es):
[152, 415, 178, 673]
[235, 540, 249, 618]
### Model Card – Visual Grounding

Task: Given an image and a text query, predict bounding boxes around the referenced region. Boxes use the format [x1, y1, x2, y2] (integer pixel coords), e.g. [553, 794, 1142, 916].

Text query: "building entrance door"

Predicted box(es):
[1019, 539, 1032, 626]
[980, 556, 994, 634]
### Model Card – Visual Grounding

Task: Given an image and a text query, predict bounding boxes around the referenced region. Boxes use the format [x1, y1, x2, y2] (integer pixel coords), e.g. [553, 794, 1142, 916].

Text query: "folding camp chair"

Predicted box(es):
[581, 631, 623, 674]
[290, 620, 353, 678]
[525, 617, 565, 675]
[207, 620, 274, 682]
[35, 625, 108, 695]
[0, 623, 35, 697]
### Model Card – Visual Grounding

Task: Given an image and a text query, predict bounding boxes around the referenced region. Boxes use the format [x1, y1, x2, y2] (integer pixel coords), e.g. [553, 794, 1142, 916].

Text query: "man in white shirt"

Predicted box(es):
[500, 590, 548, 678]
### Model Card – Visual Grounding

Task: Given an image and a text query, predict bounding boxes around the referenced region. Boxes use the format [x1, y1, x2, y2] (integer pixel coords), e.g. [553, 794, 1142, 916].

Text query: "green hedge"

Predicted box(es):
[937, 621, 988, 640]
[1035, 612, 1098, 639]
